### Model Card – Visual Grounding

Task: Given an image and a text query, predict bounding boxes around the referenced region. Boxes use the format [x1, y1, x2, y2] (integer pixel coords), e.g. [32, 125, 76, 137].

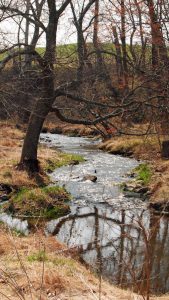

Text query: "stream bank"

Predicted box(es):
[1, 227, 166, 300]
[40, 133, 169, 296]
[0, 122, 169, 299]
[99, 135, 169, 213]
[0, 121, 84, 229]
[43, 118, 169, 212]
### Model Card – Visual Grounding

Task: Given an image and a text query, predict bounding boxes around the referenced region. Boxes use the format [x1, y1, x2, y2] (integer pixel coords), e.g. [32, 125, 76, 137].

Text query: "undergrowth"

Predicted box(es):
[45, 152, 84, 172]
[2, 185, 71, 219]
[135, 163, 152, 185]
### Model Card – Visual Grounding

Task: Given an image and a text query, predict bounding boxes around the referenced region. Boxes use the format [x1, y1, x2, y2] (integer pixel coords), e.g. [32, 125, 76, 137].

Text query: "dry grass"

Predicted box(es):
[0, 120, 169, 299]
[0, 121, 72, 188]
[0, 226, 167, 300]
[99, 134, 169, 203]
[99, 135, 161, 160]
[45, 121, 97, 136]
[149, 160, 169, 202]
[44, 113, 99, 136]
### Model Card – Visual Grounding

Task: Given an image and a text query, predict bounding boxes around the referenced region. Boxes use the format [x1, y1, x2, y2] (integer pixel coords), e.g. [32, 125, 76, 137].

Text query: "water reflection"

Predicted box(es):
[42, 133, 169, 295]
[0, 213, 29, 235]
[47, 207, 169, 295]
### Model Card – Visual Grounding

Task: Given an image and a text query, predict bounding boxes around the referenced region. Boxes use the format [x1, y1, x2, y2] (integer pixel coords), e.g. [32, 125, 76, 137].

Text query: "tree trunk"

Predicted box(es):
[161, 141, 169, 159]
[93, 0, 105, 78]
[77, 28, 86, 81]
[112, 26, 123, 88]
[24, 0, 34, 70]
[19, 0, 58, 172]
[44, 1, 58, 65]
[120, 0, 128, 90]
[147, 0, 168, 68]
[134, 0, 146, 69]
[20, 68, 55, 172]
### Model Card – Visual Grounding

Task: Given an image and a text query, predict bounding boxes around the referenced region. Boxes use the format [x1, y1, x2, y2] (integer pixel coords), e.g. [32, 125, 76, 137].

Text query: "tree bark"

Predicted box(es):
[161, 141, 169, 159]
[147, 0, 168, 68]
[120, 0, 128, 90]
[20, 66, 55, 172]
[70, 1, 93, 81]
[93, 0, 105, 77]
[134, 0, 146, 69]
[19, 0, 64, 172]
[112, 26, 123, 89]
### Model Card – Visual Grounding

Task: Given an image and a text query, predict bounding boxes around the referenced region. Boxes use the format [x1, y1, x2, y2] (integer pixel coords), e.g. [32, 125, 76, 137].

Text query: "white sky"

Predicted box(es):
[1, 0, 168, 49]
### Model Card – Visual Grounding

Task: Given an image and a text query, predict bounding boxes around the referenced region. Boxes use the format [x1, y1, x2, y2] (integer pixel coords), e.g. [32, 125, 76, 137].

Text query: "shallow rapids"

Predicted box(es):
[41, 133, 169, 295]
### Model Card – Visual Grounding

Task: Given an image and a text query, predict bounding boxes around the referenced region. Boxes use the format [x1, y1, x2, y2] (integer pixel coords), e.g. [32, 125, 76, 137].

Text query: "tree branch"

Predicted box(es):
[0, 5, 46, 31]
[51, 106, 122, 125]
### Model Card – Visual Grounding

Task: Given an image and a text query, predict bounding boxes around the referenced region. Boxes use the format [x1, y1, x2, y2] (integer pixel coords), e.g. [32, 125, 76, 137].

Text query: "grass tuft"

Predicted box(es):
[135, 163, 152, 185]
[45, 153, 84, 173]
[28, 250, 48, 262]
[3, 185, 71, 219]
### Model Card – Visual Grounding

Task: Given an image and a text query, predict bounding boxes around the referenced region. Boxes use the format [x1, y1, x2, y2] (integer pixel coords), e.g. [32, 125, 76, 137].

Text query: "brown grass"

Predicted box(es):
[149, 160, 169, 202]
[0, 120, 169, 299]
[0, 226, 167, 300]
[44, 113, 100, 136]
[99, 135, 161, 160]
[99, 134, 169, 203]
[0, 121, 67, 188]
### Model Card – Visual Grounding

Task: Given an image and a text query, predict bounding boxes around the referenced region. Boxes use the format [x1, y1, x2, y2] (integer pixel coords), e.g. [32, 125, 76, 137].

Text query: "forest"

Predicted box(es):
[0, 1, 169, 300]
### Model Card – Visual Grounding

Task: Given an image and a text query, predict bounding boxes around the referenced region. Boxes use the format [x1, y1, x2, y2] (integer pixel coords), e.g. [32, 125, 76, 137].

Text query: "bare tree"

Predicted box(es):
[70, 0, 95, 80]
[0, 0, 169, 171]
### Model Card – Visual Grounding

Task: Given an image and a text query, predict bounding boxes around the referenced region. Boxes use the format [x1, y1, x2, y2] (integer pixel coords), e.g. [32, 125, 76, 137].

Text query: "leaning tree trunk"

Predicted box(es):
[20, 68, 55, 172]
[19, 0, 59, 172]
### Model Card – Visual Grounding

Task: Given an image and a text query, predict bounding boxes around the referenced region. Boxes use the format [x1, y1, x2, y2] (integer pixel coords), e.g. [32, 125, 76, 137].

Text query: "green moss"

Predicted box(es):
[53, 257, 76, 268]
[12, 186, 69, 202]
[11, 228, 27, 237]
[27, 252, 76, 271]
[42, 205, 69, 219]
[45, 152, 84, 173]
[3, 171, 12, 178]
[12, 187, 29, 203]
[134, 163, 152, 185]
[43, 185, 67, 196]
[27, 250, 48, 262]
[3, 185, 70, 219]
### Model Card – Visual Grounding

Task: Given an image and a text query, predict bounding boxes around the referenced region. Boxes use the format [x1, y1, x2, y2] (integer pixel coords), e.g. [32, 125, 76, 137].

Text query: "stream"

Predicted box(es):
[40, 133, 169, 295]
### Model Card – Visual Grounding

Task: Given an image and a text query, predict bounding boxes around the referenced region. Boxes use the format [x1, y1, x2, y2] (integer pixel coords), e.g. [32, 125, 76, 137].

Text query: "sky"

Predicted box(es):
[0, 0, 157, 49]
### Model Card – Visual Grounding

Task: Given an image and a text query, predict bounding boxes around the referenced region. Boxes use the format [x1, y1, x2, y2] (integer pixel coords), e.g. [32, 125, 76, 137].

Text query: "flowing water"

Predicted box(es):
[40, 133, 169, 295]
